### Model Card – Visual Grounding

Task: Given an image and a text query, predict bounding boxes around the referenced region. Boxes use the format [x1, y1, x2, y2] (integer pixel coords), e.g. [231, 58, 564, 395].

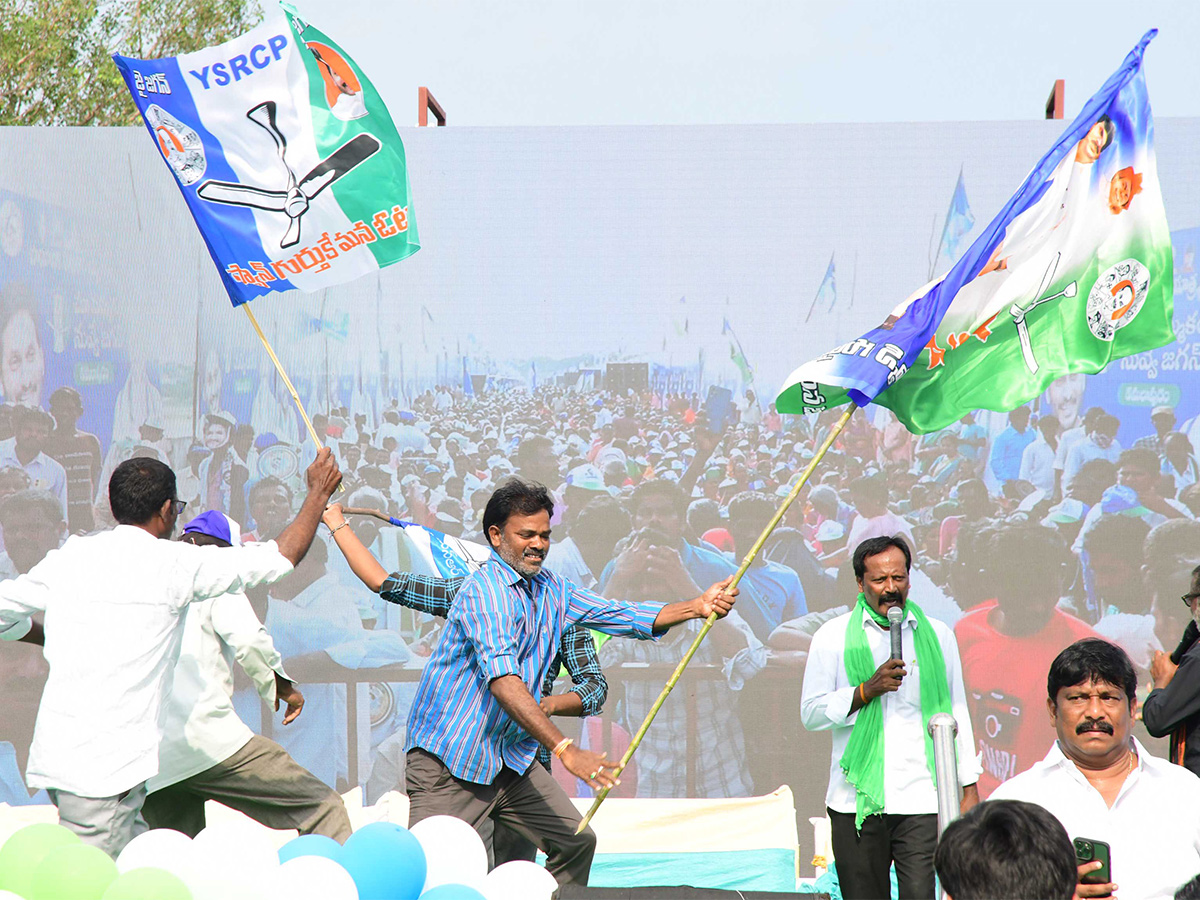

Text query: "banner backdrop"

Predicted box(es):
[3, 114, 1200, 873]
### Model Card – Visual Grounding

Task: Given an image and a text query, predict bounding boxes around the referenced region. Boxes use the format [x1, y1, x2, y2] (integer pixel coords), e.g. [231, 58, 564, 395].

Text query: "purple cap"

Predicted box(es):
[183, 510, 236, 545]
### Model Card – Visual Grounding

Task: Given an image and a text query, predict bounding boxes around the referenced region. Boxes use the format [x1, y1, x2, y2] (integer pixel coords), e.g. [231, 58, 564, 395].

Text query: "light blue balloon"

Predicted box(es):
[419, 885, 487, 900]
[278, 833, 344, 864]
[340, 822, 426, 900]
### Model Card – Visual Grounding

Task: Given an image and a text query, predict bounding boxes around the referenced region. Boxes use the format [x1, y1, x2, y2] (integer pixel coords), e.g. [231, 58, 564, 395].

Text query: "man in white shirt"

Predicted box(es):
[1019, 414, 1060, 494]
[0, 406, 67, 518]
[141, 511, 351, 841]
[0, 449, 342, 857]
[992, 638, 1200, 900]
[801, 535, 980, 900]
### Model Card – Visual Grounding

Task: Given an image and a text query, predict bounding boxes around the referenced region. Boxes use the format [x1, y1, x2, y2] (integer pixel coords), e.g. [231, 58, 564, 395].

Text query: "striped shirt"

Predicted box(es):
[379, 571, 607, 767]
[405, 551, 662, 784]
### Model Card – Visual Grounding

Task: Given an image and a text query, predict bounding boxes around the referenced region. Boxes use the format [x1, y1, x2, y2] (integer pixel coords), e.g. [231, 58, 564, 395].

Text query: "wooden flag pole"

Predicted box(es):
[576, 402, 859, 833]
[242, 304, 344, 491]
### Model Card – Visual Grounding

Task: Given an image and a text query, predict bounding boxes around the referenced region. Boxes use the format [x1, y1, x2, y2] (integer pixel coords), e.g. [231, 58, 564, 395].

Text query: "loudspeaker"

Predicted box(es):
[555, 888, 822, 899]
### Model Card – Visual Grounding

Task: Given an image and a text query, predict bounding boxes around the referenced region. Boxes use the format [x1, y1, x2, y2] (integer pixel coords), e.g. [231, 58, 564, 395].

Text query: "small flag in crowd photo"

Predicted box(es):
[113, 1, 419, 306]
[777, 30, 1173, 434]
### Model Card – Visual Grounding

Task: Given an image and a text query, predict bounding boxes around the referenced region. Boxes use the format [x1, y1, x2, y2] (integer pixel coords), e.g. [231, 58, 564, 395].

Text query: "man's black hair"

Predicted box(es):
[989, 520, 1069, 594]
[1096, 114, 1116, 152]
[249, 474, 293, 506]
[629, 478, 688, 520]
[852, 534, 912, 580]
[1176, 873, 1200, 900]
[934, 799, 1075, 900]
[481, 477, 554, 545]
[109, 457, 176, 525]
[1047, 637, 1137, 708]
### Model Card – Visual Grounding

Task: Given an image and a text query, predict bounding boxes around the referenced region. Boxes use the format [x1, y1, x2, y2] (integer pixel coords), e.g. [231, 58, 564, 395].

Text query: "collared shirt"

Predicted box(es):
[989, 425, 1036, 484]
[405, 552, 662, 784]
[0, 528, 293, 797]
[801, 603, 980, 815]
[149, 590, 291, 792]
[0, 438, 67, 515]
[379, 572, 607, 718]
[991, 739, 1200, 900]
[1020, 434, 1057, 493]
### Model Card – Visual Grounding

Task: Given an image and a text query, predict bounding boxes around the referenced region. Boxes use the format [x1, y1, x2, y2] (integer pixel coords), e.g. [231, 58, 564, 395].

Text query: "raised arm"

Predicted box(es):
[274, 449, 343, 566]
[322, 502, 388, 590]
[649, 576, 738, 633]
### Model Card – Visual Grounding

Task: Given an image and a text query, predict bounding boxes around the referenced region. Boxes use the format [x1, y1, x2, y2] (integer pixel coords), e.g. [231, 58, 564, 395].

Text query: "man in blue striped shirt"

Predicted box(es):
[324, 478, 737, 885]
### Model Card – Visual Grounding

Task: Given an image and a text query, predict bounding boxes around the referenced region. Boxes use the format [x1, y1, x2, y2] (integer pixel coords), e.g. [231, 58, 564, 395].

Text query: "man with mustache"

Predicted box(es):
[361, 477, 738, 886]
[992, 638, 1200, 900]
[801, 535, 980, 900]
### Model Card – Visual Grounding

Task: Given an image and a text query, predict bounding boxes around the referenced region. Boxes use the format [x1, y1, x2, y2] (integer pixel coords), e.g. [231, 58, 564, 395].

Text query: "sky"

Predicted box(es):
[290, 0, 1200, 127]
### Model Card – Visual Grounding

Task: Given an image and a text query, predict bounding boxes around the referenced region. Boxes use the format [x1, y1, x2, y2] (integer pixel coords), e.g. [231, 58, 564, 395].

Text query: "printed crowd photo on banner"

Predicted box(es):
[3, 14, 1200, 878]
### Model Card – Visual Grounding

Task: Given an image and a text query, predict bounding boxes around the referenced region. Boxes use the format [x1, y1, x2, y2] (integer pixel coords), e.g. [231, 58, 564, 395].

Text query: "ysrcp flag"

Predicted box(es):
[777, 31, 1172, 434]
[113, 2, 418, 306]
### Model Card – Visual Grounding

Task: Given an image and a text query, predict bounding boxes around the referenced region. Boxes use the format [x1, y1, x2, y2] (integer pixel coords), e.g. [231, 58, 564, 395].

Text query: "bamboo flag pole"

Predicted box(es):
[576, 402, 859, 833]
[242, 304, 344, 491]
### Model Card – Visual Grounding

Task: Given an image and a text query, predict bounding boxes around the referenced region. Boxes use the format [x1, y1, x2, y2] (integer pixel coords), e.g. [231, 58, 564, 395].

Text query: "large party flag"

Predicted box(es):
[930, 168, 975, 279]
[777, 31, 1173, 433]
[113, 2, 418, 307]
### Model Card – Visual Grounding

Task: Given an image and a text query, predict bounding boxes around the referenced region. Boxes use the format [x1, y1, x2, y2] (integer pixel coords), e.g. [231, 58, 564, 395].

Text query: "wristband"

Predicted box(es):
[329, 520, 348, 536]
[552, 737, 574, 759]
[858, 683, 867, 705]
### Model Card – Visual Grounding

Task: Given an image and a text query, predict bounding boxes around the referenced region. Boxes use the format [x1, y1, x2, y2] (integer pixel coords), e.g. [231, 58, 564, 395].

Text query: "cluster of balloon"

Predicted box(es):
[0, 816, 559, 900]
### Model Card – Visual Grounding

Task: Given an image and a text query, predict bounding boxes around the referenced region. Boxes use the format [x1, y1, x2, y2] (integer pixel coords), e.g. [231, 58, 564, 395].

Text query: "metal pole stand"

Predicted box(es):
[928, 712, 961, 837]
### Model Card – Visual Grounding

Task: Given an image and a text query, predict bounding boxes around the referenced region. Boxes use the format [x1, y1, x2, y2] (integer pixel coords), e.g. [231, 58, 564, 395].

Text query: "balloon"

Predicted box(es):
[189, 825, 279, 900]
[0, 823, 81, 897]
[340, 822, 426, 900]
[419, 886, 487, 900]
[100, 867, 193, 900]
[278, 833, 344, 865]
[30, 843, 119, 900]
[481, 860, 559, 900]
[408, 816, 487, 893]
[116, 829, 197, 880]
[0, 891, 28, 899]
[276, 855, 359, 900]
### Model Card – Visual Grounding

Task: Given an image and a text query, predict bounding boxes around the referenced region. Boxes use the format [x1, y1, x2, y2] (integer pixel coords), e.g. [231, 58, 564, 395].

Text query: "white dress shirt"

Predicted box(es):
[991, 739, 1200, 900]
[149, 590, 291, 792]
[801, 604, 980, 814]
[1020, 435, 1057, 494]
[0, 438, 68, 515]
[0, 527, 293, 797]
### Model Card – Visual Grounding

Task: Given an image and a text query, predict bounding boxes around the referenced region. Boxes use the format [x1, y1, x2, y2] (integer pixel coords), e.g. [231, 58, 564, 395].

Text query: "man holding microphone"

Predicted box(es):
[801, 536, 979, 900]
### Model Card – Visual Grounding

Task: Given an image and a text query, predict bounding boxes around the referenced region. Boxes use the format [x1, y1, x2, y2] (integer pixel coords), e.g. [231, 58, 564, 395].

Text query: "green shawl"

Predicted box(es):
[840, 593, 951, 829]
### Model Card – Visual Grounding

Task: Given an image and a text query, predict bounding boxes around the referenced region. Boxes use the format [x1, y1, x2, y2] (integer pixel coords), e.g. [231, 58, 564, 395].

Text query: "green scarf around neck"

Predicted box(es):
[840, 593, 951, 830]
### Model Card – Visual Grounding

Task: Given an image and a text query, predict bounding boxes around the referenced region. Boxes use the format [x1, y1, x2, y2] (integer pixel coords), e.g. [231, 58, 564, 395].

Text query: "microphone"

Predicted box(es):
[888, 606, 904, 660]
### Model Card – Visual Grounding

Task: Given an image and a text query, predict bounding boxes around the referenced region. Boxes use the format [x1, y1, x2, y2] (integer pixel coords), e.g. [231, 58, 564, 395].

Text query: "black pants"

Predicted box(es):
[406, 748, 596, 885]
[828, 809, 938, 900]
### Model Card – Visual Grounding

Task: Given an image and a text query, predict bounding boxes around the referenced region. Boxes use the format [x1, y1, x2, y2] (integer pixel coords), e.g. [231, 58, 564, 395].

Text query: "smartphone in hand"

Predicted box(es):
[1074, 837, 1112, 891]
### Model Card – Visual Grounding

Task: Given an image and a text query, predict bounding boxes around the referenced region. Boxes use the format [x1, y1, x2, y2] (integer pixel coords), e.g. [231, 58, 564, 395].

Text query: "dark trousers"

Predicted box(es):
[142, 735, 352, 841]
[828, 809, 938, 900]
[406, 748, 596, 885]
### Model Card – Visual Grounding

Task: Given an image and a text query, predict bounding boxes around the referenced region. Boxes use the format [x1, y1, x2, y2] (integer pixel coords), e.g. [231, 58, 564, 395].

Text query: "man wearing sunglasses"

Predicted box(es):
[1145, 568, 1200, 777]
[0, 448, 341, 857]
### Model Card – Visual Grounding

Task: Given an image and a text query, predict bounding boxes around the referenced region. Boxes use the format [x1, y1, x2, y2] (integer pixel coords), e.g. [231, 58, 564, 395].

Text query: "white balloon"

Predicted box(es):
[190, 824, 281, 900]
[116, 828, 197, 877]
[274, 856, 358, 900]
[481, 860, 559, 900]
[408, 815, 488, 892]
[0, 892, 29, 900]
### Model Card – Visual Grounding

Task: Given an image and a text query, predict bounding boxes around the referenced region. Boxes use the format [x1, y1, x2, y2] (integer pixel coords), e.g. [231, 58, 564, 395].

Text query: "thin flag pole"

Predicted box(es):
[242, 303, 343, 491]
[576, 402, 859, 833]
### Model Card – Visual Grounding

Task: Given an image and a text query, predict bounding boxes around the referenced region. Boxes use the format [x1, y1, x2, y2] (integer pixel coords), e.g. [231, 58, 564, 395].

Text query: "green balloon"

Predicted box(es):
[100, 868, 192, 900]
[31, 843, 118, 900]
[0, 823, 81, 897]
